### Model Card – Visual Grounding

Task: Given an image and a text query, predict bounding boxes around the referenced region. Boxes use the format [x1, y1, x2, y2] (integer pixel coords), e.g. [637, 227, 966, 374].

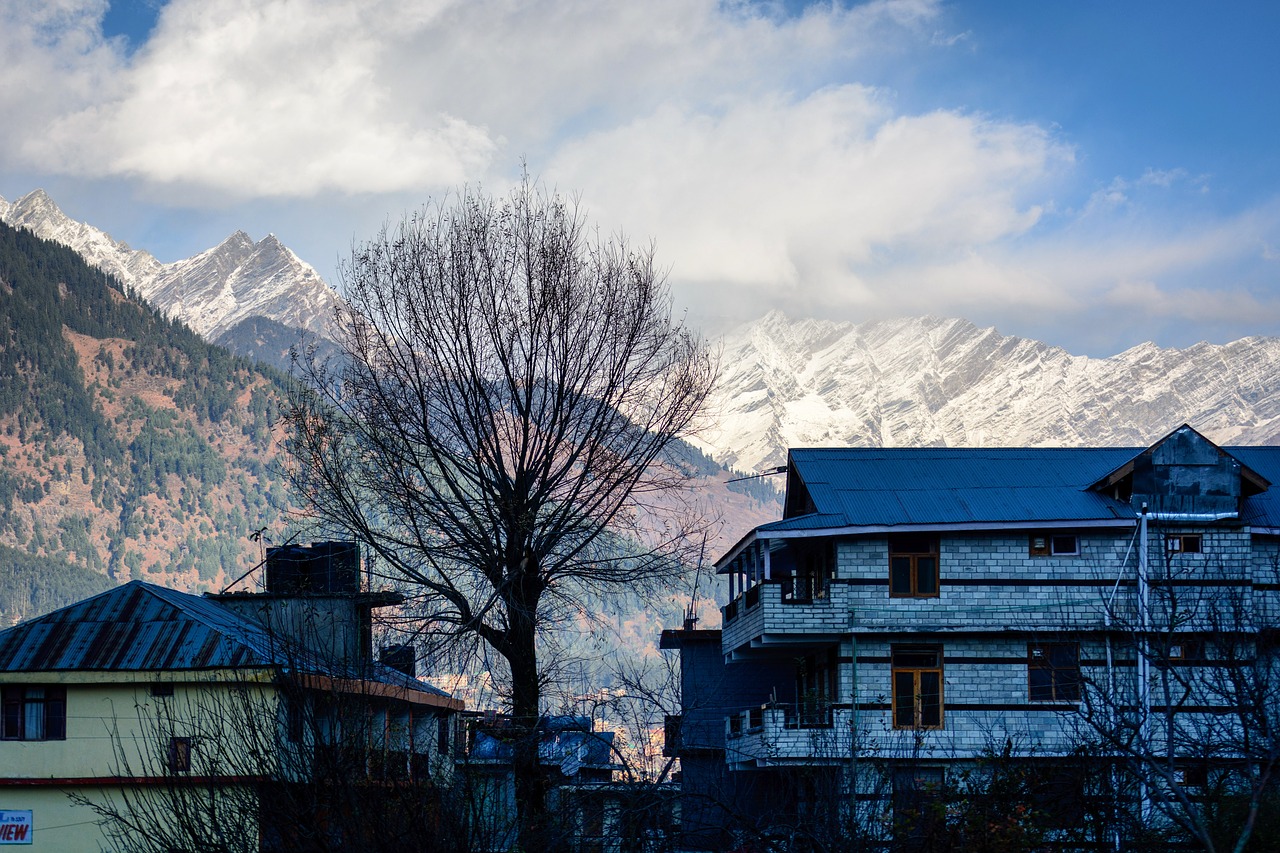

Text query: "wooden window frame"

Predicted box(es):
[1167, 534, 1203, 554]
[167, 736, 193, 773]
[1162, 636, 1203, 664]
[1030, 533, 1079, 557]
[1, 685, 66, 741]
[889, 535, 939, 598]
[891, 646, 944, 730]
[1028, 643, 1080, 702]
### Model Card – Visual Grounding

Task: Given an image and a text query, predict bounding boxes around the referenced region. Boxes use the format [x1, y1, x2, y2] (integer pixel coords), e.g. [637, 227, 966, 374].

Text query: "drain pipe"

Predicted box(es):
[1137, 504, 1152, 825]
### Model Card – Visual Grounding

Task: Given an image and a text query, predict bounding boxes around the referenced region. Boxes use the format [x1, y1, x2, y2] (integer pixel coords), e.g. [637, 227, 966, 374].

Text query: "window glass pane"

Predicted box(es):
[919, 671, 941, 727]
[893, 650, 939, 668]
[23, 688, 44, 740]
[915, 557, 937, 594]
[1029, 666, 1052, 701]
[43, 688, 65, 740]
[894, 672, 915, 727]
[1051, 535, 1078, 555]
[1049, 644, 1077, 669]
[2, 688, 19, 739]
[890, 557, 913, 594]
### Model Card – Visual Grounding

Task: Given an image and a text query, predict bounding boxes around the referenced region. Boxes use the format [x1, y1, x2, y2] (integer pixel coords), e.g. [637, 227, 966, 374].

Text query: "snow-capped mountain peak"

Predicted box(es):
[700, 312, 1280, 474]
[0, 191, 340, 342]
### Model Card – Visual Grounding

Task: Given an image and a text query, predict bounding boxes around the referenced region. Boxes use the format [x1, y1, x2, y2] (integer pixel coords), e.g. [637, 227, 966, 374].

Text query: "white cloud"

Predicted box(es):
[3, 0, 950, 199]
[5, 0, 1279, 354]
[545, 86, 1071, 328]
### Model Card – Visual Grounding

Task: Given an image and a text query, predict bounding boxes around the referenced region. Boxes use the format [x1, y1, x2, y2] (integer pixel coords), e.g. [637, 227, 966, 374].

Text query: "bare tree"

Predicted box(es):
[285, 174, 716, 846]
[71, 642, 467, 852]
[1072, 531, 1280, 853]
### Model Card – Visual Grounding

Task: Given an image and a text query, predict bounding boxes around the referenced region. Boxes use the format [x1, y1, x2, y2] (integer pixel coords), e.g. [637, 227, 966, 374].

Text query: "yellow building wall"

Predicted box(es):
[0, 671, 277, 851]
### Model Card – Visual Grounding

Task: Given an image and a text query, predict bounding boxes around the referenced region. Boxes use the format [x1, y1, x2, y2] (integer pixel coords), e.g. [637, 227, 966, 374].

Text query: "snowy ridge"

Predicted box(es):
[701, 311, 1280, 473]
[0, 190, 340, 341]
[6, 192, 1276, 472]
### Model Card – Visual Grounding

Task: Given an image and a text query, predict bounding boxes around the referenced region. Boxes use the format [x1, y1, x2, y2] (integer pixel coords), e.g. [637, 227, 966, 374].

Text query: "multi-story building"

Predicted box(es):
[0, 542, 462, 851]
[665, 425, 1280, 848]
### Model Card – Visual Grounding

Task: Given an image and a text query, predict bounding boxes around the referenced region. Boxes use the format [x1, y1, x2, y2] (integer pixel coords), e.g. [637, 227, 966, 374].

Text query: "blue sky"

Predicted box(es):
[2, 0, 1278, 356]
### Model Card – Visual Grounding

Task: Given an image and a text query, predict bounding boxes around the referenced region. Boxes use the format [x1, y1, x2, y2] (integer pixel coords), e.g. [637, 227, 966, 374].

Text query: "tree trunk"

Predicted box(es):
[506, 595, 548, 851]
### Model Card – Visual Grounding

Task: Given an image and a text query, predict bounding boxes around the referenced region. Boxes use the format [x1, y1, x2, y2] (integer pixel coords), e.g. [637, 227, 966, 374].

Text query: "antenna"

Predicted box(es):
[684, 533, 709, 630]
[726, 465, 787, 484]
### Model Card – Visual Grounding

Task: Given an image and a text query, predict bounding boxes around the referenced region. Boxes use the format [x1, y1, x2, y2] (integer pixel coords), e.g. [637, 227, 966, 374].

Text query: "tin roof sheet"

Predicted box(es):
[1221, 446, 1280, 528]
[757, 445, 1280, 533]
[775, 447, 1140, 529]
[0, 581, 453, 699]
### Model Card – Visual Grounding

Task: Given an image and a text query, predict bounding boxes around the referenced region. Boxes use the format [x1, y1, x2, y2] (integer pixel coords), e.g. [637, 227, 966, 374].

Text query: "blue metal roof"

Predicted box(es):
[747, 444, 1280, 535]
[771, 447, 1141, 530]
[1221, 446, 1280, 528]
[0, 581, 453, 699]
[468, 715, 616, 770]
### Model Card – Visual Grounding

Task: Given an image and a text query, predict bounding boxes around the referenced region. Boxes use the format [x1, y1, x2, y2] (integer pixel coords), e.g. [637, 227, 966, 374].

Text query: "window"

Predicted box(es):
[167, 736, 192, 772]
[784, 541, 836, 602]
[1167, 534, 1202, 554]
[1029, 643, 1080, 702]
[893, 767, 944, 842]
[1173, 764, 1207, 788]
[892, 647, 943, 729]
[889, 536, 939, 598]
[1, 685, 66, 741]
[150, 682, 174, 698]
[795, 648, 838, 727]
[438, 716, 451, 755]
[285, 697, 305, 743]
[1163, 637, 1203, 663]
[1029, 534, 1078, 556]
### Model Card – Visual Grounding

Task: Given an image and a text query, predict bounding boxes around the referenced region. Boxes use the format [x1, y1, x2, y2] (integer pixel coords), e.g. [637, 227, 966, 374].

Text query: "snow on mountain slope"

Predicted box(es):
[701, 311, 1280, 473]
[7, 191, 1275, 475]
[0, 190, 339, 341]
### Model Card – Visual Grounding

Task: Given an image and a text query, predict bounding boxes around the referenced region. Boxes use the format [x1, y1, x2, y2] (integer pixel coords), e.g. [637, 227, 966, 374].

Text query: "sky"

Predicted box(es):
[1, 0, 1278, 356]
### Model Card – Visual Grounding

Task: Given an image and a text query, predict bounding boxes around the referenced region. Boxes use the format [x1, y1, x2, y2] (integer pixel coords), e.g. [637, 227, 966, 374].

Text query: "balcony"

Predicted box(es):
[721, 579, 851, 660]
[724, 703, 854, 769]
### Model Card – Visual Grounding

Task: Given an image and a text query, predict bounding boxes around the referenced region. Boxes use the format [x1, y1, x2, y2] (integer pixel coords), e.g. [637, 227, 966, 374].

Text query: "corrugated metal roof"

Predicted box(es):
[760, 445, 1280, 532]
[1223, 446, 1280, 528]
[0, 582, 274, 672]
[779, 447, 1140, 528]
[0, 582, 453, 699]
[720, 442, 1280, 569]
[468, 715, 616, 768]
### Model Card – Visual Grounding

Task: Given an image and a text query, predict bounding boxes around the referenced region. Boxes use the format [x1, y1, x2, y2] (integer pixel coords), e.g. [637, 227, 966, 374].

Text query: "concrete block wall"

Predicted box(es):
[721, 579, 851, 657]
[834, 529, 1269, 633]
[725, 707, 855, 767]
[845, 636, 1106, 759]
[1252, 534, 1280, 625]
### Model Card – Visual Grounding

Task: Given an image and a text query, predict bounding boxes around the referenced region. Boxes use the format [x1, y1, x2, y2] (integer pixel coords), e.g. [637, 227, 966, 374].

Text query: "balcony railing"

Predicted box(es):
[724, 704, 853, 766]
[721, 580, 849, 659]
[725, 701, 835, 739]
[781, 574, 830, 603]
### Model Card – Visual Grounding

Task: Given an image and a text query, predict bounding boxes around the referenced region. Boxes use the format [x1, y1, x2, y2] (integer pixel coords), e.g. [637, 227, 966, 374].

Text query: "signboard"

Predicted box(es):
[0, 811, 31, 844]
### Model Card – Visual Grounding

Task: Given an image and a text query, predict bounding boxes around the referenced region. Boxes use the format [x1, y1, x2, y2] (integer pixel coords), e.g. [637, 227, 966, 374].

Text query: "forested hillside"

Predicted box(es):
[0, 220, 291, 619]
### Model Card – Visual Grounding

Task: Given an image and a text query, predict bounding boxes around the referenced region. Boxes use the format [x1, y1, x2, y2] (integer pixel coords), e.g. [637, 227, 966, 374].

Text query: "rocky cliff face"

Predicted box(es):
[7, 192, 1275, 478]
[0, 190, 340, 342]
[702, 311, 1280, 473]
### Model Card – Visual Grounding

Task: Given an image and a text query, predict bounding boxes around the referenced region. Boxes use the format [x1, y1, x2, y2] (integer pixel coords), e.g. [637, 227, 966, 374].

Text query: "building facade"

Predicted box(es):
[0, 542, 462, 852]
[666, 426, 1280, 848]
